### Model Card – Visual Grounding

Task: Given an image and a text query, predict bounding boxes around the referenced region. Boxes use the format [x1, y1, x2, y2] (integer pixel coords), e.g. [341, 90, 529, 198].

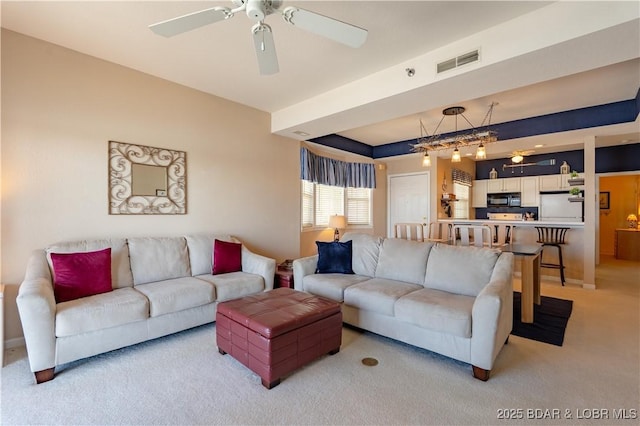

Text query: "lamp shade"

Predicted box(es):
[451, 148, 461, 163]
[627, 214, 638, 229]
[511, 154, 524, 164]
[422, 152, 431, 167]
[328, 215, 346, 229]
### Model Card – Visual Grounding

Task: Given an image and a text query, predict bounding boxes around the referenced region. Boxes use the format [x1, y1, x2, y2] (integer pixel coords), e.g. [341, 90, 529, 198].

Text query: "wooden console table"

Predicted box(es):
[615, 228, 640, 261]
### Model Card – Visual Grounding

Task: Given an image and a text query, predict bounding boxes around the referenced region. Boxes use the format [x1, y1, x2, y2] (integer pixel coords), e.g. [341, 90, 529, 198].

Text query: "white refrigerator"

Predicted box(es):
[539, 192, 583, 222]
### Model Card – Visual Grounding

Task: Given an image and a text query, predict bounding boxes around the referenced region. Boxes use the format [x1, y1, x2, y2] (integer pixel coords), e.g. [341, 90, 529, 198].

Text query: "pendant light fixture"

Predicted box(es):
[422, 152, 431, 167]
[451, 147, 461, 162]
[411, 102, 498, 164]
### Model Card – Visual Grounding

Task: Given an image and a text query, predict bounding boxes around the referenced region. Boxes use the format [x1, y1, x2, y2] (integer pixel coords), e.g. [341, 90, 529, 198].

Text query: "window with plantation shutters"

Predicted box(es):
[346, 187, 371, 225]
[315, 184, 344, 226]
[453, 182, 469, 219]
[301, 180, 314, 228]
[301, 180, 372, 229]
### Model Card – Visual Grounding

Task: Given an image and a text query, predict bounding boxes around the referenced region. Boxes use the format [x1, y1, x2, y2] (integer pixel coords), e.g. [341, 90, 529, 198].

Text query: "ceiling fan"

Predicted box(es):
[503, 150, 556, 172]
[509, 150, 535, 164]
[149, 0, 368, 75]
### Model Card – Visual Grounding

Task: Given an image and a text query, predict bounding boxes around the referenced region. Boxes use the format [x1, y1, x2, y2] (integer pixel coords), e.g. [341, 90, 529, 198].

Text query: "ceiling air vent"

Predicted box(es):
[437, 49, 479, 74]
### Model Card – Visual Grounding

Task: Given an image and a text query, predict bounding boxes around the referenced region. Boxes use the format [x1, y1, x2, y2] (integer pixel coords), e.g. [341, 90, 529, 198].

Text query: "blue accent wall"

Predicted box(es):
[308, 91, 640, 168]
[475, 150, 584, 180]
[307, 134, 373, 158]
[596, 143, 640, 173]
[476, 207, 539, 220]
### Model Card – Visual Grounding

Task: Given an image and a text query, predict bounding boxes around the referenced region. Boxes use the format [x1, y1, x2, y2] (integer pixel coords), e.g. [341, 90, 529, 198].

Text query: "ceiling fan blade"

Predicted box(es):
[149, 7, 232, 37]
[282, 7, 367, 48]
[252, 23, 279, 75]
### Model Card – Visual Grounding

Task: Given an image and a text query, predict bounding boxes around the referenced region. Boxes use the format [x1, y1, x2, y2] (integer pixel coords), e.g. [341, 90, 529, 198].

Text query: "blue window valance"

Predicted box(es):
[300, 148, 376, 189]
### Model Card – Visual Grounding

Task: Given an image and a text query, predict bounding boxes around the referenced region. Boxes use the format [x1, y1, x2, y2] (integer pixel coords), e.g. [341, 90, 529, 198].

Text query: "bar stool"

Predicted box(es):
[535, 227, 570, 286]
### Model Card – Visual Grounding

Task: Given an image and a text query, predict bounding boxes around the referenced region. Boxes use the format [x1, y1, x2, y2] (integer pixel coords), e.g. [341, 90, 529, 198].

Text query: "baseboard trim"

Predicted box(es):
[513, 271, 584, 286]
[5, 337, 26, 349]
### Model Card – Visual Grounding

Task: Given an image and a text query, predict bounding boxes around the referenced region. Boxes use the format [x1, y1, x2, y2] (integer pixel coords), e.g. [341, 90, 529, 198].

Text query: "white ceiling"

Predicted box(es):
[2, 1, 639, 160]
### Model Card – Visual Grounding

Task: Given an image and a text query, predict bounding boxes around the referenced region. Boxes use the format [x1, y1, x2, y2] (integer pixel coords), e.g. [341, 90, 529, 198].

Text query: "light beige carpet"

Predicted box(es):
[1, 257, 638, 425]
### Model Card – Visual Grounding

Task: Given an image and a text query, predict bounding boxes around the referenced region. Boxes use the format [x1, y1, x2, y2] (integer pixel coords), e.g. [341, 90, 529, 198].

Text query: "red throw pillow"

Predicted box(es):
[51, 248, 112, 303]
[212, 239, 242, 275]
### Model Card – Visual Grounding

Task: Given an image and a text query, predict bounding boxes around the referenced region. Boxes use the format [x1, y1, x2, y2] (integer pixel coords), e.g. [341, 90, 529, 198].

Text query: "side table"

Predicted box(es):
[274, 267, 294, 289]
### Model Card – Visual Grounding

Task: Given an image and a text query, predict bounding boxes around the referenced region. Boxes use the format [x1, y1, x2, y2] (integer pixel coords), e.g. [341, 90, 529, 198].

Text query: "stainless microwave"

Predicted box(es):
[487, 192, 521, 207]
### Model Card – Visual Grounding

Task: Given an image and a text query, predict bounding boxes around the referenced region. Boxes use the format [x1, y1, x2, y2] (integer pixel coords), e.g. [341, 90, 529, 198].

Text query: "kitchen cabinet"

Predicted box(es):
[521, 176, 539, 207]
[471, 180, 487, 208]
[539, 173, 584, 191]
[487, 177, 521, 193]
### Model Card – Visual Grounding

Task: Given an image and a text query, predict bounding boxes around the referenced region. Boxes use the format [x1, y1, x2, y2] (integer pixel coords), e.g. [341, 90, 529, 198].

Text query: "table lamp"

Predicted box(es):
[328, 215, 347, 242]
[626, 214, 638, 229]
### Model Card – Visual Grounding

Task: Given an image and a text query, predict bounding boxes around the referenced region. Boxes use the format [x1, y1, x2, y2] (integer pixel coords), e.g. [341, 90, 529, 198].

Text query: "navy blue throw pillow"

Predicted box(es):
[316, 240, 354, 274]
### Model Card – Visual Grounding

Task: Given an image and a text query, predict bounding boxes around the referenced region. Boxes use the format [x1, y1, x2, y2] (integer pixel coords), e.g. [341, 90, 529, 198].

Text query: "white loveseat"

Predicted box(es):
[293, 233, 514, 380]
[17, 234, 276, 383]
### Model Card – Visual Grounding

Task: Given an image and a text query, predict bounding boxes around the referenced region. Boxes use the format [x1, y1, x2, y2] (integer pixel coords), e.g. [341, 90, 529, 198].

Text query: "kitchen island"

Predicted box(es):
[439, 219, 584, 285]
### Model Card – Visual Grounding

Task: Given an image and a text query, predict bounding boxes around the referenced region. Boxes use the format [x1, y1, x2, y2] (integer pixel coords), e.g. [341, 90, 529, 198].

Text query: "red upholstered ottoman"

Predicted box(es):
[216, 288, 342, 389]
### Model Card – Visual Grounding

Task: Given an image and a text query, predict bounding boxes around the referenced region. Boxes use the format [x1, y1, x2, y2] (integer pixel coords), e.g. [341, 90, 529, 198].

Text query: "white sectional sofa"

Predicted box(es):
[293, 233, 514, 380]
[17, 234, 276, 383]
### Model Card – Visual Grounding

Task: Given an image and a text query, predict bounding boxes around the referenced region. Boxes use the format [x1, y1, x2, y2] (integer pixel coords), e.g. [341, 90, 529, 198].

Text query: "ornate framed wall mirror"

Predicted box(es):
[109, 141, 186, 214]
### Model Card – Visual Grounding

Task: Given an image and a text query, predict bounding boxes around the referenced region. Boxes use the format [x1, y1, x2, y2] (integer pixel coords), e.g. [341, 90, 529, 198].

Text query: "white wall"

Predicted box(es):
[1, 30, 301, 341]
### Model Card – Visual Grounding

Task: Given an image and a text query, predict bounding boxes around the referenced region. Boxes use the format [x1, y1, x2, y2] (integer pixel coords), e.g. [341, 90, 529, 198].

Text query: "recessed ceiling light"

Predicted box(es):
[293, 130, 310, 137]
[534, 144, 544, 148]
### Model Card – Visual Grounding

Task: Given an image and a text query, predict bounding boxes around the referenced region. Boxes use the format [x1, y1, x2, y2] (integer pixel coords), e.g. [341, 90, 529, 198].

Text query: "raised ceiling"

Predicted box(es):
[2, 1, 639, 160]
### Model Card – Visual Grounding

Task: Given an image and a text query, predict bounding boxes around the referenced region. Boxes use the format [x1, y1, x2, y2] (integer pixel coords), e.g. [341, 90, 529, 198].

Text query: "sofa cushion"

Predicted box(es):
[425, 244, 500, 297]
[316, 241, 354, 274]
[303, 274, 370, 302]
[134, 277, 216, 317]
[341, 233, 382, 277]
[46, 238, 133, 289]
[51, 248, 112, 303]
[128, 237, 191, 285]
[184, 234, 234, 276]
[395, 288, 475, 338]
[212, 239, 242, 274]
[55, 287, 149, 337]
[196, 272, 264, 302]
[344, 278, 422, 317]
[375, 239, 434, 285]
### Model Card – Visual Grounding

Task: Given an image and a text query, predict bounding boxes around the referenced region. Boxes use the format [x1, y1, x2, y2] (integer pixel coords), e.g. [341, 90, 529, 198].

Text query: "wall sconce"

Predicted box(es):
[328, 214, 347, 241]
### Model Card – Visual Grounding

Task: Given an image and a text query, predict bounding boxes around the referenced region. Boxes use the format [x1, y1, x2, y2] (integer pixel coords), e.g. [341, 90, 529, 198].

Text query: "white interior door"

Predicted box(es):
[388, 172, 431, 237]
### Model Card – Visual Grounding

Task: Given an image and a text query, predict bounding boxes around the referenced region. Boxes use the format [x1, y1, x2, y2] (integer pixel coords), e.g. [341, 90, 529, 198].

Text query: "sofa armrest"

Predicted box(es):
[241, 246, 276, 291]
[16, 250, 57, 373]
[292, 255, 318, 291]
[470, 252, 514, 370]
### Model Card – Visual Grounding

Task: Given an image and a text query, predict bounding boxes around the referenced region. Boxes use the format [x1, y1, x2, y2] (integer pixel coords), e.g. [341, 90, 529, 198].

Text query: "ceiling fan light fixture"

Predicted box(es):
[511, 154, 524, 164]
